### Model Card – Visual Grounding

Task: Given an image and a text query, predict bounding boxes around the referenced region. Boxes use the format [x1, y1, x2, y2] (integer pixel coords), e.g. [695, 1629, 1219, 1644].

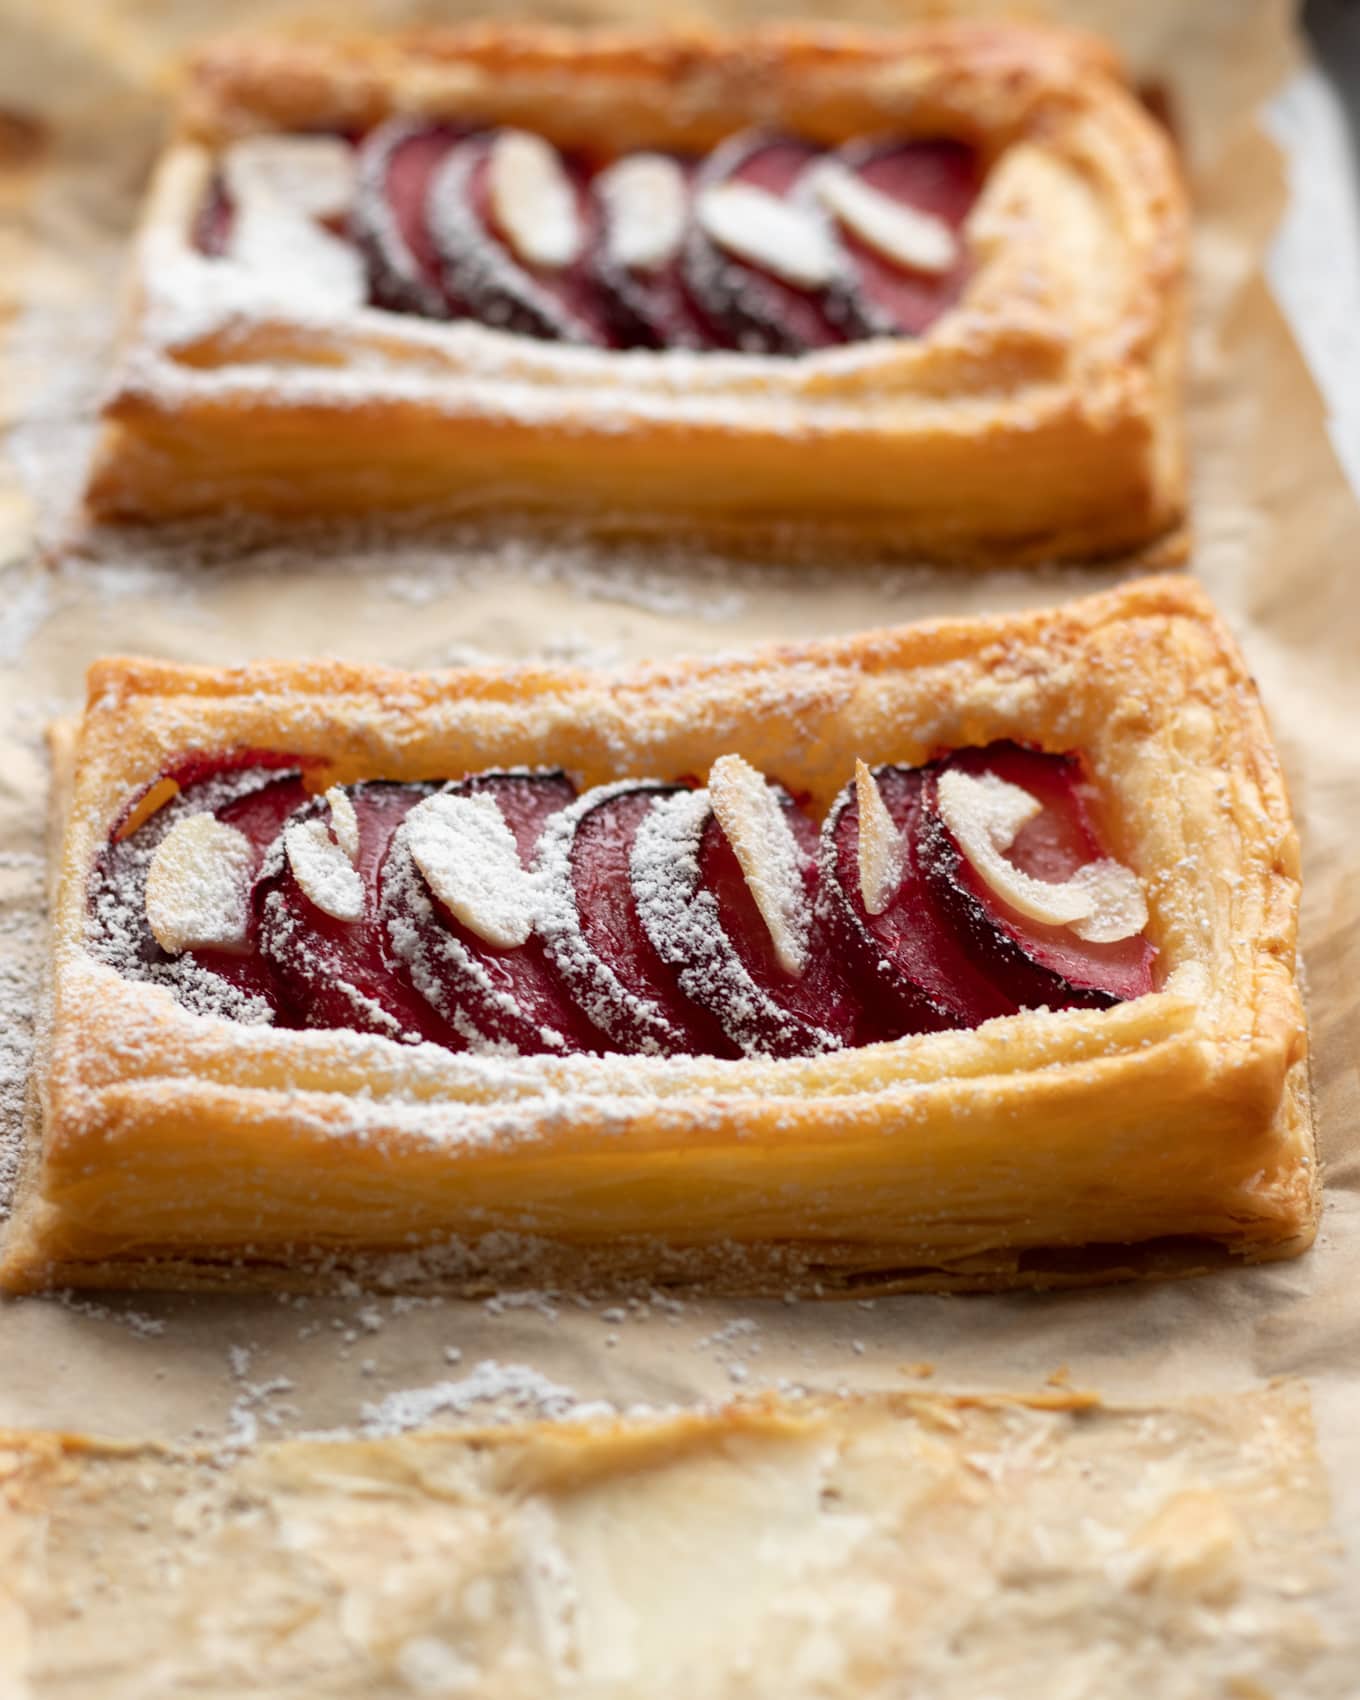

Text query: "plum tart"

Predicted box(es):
[1, 580, 1312, 1294]
[85, 23, 1186, 561]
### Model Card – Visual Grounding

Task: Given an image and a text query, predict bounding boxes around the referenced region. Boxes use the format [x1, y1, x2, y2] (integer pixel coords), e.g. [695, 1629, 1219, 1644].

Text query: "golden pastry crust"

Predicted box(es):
[0, 1385, 1348, 1697]
[0, 578, 1313, 1296]
[85, 22, 1187, 563]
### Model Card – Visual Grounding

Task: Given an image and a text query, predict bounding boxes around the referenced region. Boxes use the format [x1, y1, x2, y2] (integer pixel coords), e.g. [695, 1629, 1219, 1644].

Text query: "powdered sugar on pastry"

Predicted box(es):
[221, 135, 365, 310]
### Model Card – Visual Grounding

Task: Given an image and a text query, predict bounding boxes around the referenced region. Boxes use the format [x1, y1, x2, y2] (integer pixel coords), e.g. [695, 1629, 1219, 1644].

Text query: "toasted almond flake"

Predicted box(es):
[814, 161, 959, 276]
[488, 130, 582, 271]
[854, 760, 905, 916]
[145, 813, 255, 955]
[405, 794, 536, 949]
[695, 182, 839, 291]
[223, 136, 357, 222]
[708, 754, 810, 977]
[222, 136, 365, 308]
[1067, 859, 1149, 943]
[936, 769, 1146, 941]
[598, 153, 688, 273]
[326, 786, 360, 862]
[285, 817, 365, 922]
[938, 770, 1082, 926]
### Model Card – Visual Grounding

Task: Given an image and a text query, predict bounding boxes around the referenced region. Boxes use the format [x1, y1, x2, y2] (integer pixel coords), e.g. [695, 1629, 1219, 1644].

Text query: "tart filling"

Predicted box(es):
[90, 742, 1153, 1061]
[201, 122, 980, 353]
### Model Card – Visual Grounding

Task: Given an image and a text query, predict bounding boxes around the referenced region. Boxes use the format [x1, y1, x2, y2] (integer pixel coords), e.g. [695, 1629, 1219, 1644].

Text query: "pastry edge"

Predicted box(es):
[0, 578, 1316, 1296]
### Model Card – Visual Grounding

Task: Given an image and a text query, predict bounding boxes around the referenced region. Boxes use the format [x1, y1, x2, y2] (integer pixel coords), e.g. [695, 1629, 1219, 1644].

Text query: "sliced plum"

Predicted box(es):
[590, 153, 716, 350]
[537, 781, 739, 1057]
[821, 139, 981, 338]
[682, 131, 871, 354]
[351, 119, 464, 318]
[194, 175, 234, 258]
[255, 782, 460, 1046]
[917, 743, 1155, 1010]
[380, 769, 611, 1055]
[631, 781, 865, 1059]
[88, 762, 309, 1023]
[819, 765, 1018, 1034]
[425, 132, 610, 344]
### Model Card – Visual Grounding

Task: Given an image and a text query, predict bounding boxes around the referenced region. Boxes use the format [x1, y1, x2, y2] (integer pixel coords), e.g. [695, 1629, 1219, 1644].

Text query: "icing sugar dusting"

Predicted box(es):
[0, 855, 46, 1220]
[144, 813, 255, 953]
[534, 780, 683, 1055]
[361, 1360, 615, 1435]
[708, 753, 811, 976]
[285, 817, 365, 921]
[406, 793, 537, 950]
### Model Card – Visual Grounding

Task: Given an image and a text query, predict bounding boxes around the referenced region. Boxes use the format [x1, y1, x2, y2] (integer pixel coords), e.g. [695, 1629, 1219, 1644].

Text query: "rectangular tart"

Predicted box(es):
[0, 1385, 1345, 1696]
[0, 578, 1314, 1295]
[85, 22, 1187, 562]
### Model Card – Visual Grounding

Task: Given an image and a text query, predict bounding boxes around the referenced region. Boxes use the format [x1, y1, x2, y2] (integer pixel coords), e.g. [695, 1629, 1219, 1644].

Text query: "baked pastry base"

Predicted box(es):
[0, 1384, 1346, 1697]
[86, 22, 1187, 563]
[0, 578, 1314, 1297]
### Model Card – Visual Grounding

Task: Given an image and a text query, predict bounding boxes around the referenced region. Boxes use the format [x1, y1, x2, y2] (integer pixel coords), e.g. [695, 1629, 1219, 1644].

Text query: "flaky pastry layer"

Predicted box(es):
[0, 580, 1313, 1295]
[85, 22, 1187, 562]
[0, 1385, 1348, 1698]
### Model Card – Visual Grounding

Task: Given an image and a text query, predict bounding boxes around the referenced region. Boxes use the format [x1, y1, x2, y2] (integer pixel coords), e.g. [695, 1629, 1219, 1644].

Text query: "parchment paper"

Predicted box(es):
[3, 0, 1359, 1633]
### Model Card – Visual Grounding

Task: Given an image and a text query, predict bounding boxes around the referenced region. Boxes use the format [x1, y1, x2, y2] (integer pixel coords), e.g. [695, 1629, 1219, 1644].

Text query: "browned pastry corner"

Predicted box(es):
[85, 21, 1187, 562]
[0, 578, 1313, 1297]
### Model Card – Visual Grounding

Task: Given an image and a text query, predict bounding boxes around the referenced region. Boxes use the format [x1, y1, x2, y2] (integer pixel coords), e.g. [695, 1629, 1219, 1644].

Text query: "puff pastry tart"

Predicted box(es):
[0, 580, 1312, 1295]
[85, 23, 1187, 561]
[0, 1386, 1346, 1698]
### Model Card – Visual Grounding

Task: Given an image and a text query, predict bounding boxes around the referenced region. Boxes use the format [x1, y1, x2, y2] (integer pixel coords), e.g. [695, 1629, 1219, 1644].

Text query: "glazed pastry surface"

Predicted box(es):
[0, 579, 1312, 1296]
[86, 22, 1187, 561]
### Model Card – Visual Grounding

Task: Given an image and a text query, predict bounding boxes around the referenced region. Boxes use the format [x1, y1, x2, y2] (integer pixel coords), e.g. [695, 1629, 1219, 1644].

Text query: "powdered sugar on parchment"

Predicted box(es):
[361, 1360, 617, 1435]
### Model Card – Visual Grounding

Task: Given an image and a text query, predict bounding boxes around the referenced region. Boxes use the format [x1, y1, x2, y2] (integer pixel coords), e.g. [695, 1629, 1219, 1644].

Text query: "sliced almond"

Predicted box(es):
[814, 161, 958, 277]
[145, 813, 255, 955]
[598, 153, 688, 273]
[695, 182, 839, 292]
[936, 769, 1146, 943]
[854, 760, 905, 916]
[223, 136, 357, 222]
[1067, 859, 1148, 943]
[325, 786, 360, 863]
[405, 793, 536, 950]
[488, 130, 583, 271]
[222, 135, 365, 307]
[285, 817, 365, 922]
[708, 754, 811, 977]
